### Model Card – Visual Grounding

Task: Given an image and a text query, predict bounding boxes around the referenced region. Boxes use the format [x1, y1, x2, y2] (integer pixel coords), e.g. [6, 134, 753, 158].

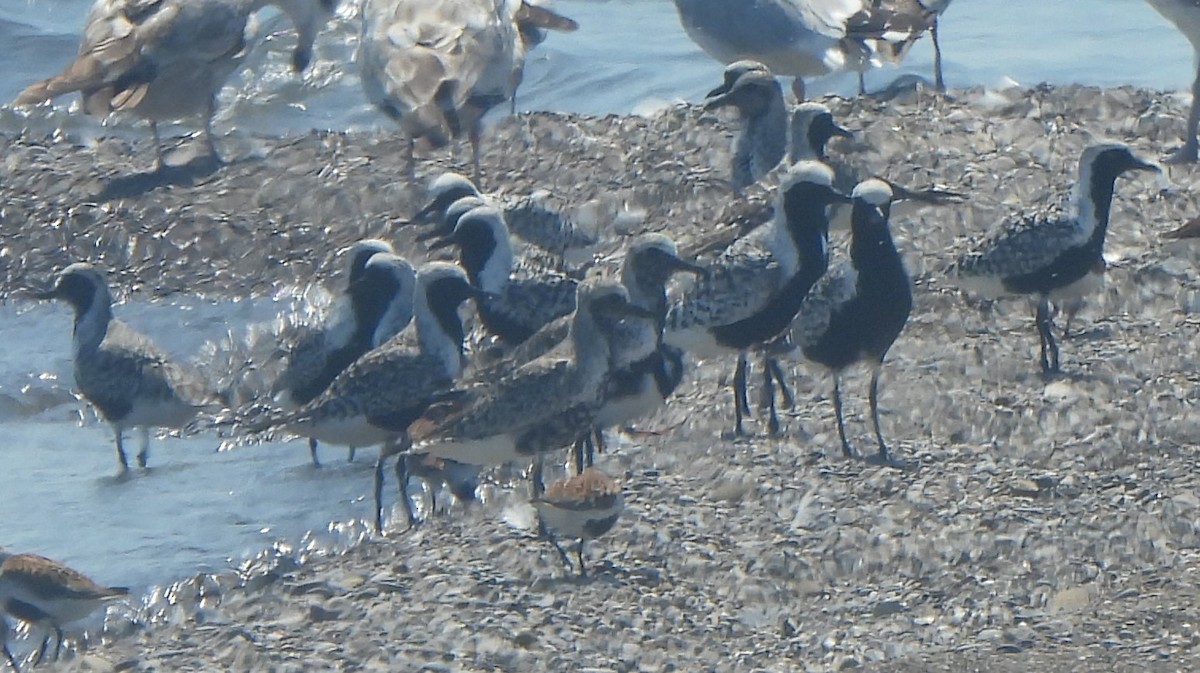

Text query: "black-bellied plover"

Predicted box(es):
[0, 550, 128, 667]
[1145, 0, 1200, 162]
[665, 161, 846, 435]
[579, 234, 705, 469]
[35, 263, 215, 471]
[790, 179, 912, 466]
[415, 172, 600, 266]
[430, 206, 578, 344]
[704, 61, 788, 194]
[358, 0, 575, 181]
[12, 0, 338, 170]
[254, 261, 487, 533]
[531, 468, 624, 577]
[408, 278, 655, 481]
[273, 241, 415, 466]
[950, 143, 1159, 375]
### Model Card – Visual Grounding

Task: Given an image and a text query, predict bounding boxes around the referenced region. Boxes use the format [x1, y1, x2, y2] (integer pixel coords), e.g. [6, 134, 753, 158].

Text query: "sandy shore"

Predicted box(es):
[7, 83, 1200, 671]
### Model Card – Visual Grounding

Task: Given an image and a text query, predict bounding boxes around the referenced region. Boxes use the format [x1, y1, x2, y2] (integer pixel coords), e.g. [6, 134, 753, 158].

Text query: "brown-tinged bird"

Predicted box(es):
[531, 468, 625, 577]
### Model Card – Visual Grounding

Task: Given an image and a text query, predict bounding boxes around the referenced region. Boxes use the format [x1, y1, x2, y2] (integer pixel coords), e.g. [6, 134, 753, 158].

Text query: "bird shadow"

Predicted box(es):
[94, 154, 227, 202]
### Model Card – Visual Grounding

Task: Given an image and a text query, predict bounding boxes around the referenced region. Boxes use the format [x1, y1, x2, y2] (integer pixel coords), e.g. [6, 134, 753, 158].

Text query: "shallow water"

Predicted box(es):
[0, 295, 392, 595]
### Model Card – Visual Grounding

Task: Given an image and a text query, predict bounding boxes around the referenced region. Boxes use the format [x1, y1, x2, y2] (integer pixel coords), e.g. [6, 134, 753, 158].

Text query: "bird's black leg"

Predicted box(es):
[864, 363, 909, 469]
[114, 429, 129, 471]
[931, 18, 945, 93]
[576, 540, 588, 578]
[394, 443, 417, 530]
[532, 454, 546, 498]
[373, 453, 387, 534]
[593, 429, 606, 459]
[32, 632, 48, 666]
[308, 438, 322, 468]
[767, 357, 795, 409]
[761, 354, 781, 435]
[573, 435, 587, 475]
[347, 446, 356, 463]
[832, 374, 858, 459]
[52, 626, 63, 661]
[538, 518, 572, 572]
[733, 354, 750, 435]
[136, 427, 150, 468]
[1035, 299, 1060, 375]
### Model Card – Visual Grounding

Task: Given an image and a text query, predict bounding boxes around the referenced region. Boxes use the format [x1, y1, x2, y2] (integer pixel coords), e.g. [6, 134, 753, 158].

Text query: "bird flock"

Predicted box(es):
[4, 0, 1198, 668]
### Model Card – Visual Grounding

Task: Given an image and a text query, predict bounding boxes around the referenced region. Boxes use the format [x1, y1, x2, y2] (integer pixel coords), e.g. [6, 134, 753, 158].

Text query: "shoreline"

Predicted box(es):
[7, 83, 1200, 670]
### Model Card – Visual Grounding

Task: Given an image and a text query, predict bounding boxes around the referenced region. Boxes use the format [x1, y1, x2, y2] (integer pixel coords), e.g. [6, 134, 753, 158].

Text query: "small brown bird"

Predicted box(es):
[531, 468, 625, 577]
[0, 552, 129, 667]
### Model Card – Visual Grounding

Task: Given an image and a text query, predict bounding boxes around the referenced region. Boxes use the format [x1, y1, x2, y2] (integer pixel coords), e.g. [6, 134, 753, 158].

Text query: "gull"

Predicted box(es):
[272, 240, 416, 466]
[414, 172, 600, 267]
[358, 0, 576, 181]
[12, 0, 339, 171]
[1145, 0, 1200, 162]
[0, 550, 128, 668]
[789, 179, 911, 466]
[251, 261, 488, 533]
[430, 206, 578, 344]
[671, 0, 943, 99]
[664, 161, 846, 435]
[950, 143, 1159, 376]
[34, 263, 216, 472]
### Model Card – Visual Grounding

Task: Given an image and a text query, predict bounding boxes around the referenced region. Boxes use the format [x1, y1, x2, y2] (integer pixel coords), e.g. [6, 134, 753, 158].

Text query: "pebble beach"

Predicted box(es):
[7, 82, 1200, 672]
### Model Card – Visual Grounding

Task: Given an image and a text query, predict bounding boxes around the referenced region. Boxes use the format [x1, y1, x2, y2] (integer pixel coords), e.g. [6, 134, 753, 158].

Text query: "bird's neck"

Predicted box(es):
[415, 296, 466, 381]
[739, 98, 788, 186]
[73, 300, 112, 355]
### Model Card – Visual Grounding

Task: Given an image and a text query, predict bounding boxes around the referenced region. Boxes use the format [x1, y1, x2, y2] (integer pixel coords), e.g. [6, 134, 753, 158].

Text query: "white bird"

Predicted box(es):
[0, 550, 128, 667]
[12, 0, 339, 171]
[35, 263, 216, 472]
[671, 0, 945, 99]
[1144, 0, 1200, 162]
[950, 143, 1159, 375]
[358, 0, 576, 181]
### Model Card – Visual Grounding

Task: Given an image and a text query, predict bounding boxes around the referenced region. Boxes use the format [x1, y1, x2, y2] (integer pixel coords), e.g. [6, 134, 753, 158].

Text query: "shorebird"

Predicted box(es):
[35, 263, 215, 471]
[665, 161, 846, 435]
[790, 179, 911, 466]
[272, 241, 415, 466]
[12, 0, 338, 171]
[671, 0, 942, 99]
[1145, 0, 1200, 162]
[531, 468, 625, 577]
[430, 206, 578, 344]
[407, 278, 656, 484]
[254, 261, 487, 533]
[414, 172, 600, 266]
[703, 61, 788, 194]
[358, 0, 576, 181]
[0, 551, 128, 667]
[950, 143, 1159, 375]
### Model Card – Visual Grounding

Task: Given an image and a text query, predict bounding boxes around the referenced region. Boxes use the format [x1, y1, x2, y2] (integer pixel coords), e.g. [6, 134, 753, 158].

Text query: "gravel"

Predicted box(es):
[7, 82, 1200, 671]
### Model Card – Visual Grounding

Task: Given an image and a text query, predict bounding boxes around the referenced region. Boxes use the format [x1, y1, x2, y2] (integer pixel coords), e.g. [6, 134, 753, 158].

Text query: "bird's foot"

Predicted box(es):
[1164, 144, 1199, 165]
